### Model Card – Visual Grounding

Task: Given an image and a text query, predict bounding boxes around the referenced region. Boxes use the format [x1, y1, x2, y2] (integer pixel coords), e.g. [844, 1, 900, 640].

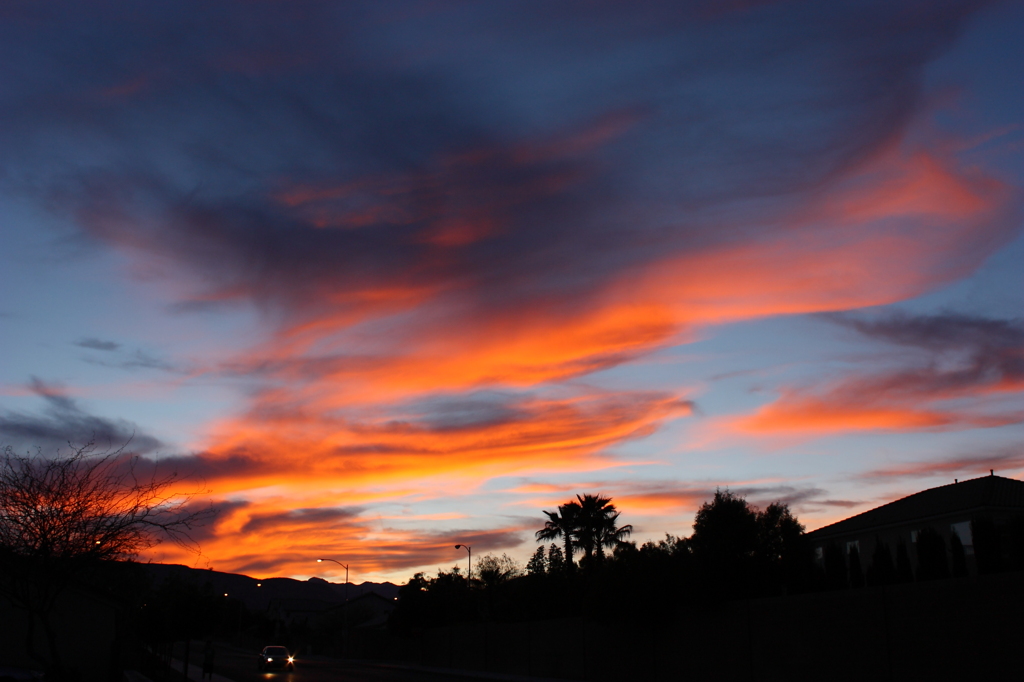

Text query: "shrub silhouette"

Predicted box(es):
[915, 527, 949, 581]
[972, 517, 1001, 574]
[824, 543, 847, 590]
[895, 540, 914, 583]
[476, 553, 523, 588]
[949, 533, 968, 578]
[867, 538, 895, 586]
[848, 545, 864, 588]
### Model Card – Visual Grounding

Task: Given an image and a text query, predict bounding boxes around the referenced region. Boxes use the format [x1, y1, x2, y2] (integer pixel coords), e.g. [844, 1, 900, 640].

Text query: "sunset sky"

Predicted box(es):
[2, 0, 1023, 584]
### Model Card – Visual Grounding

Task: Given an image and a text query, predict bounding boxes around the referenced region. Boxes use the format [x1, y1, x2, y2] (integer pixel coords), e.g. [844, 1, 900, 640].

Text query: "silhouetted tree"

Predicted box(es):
[949, 533, 968, 578]
[756, 502, 803, 552]
[594, 511, 633, 562]
[546, 543, 565, 574]
[690, 489, 758, 594]
[613, 539, 639, 560]
[687, 490, 811, 597]
[895, 540, 914, 583]
[867, 538, 895, 586]
[526, 546, 547, 575]
[391, 567, 474, 632]
[690, 489, 758, 561]
[848, 545, 864, 588]
[476, 553, 522, 588]
[754, 502, 805, 592]
[574, 493, 632, 564]
[659, 534, 689, 556]
[824, 543, 847, 590]
[0, 441, 212, 676]
[536, 502, 580, 571]
[971, 517, 1001, 574]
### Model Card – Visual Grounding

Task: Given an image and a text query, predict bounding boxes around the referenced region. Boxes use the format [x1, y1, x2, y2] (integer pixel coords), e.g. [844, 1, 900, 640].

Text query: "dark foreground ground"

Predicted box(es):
[172, 641, 553, 682]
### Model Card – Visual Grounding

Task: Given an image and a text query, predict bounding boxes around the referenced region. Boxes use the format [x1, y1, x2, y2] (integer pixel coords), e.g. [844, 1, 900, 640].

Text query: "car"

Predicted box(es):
[257, 646, 294, 672]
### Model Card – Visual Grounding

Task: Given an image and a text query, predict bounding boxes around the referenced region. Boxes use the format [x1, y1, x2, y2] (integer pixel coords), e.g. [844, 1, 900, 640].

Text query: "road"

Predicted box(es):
[174, 642, 511, 682]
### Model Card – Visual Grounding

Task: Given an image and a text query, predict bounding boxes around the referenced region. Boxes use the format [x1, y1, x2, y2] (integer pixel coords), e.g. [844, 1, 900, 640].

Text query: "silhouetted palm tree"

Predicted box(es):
[535, 502, 580, 571]
[594, 510, 633, 561]
[575, 494, 630, 563]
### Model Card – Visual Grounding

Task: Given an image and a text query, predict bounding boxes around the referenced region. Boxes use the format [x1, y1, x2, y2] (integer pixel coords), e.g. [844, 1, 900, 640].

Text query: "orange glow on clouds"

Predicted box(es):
[6, 1, 1024, 587]
[140, 140, 1022, 580]
[738, 396, 1009, 434]
[197, 392, 694, 492]
[627, 148, 1012, 326]
[216, 146, 1012, 415]
[148, 492, 536, 579]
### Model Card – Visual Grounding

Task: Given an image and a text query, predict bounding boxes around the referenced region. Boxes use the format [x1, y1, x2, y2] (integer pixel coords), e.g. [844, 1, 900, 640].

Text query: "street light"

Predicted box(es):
[454, 544, 472, 582]
[316, 558, 349, 595]
[317, 558, 351, 658]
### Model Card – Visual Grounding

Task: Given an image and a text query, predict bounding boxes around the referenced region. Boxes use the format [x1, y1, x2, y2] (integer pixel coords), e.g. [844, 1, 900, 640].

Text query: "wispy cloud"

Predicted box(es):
[736, 313, 1024, 435]
[0, 377, 163, 455]
[149, 392, 694, 496]
[76, 337, 121, 352]
[84, 349, 179, 373]
[857, 446, 1024, 482]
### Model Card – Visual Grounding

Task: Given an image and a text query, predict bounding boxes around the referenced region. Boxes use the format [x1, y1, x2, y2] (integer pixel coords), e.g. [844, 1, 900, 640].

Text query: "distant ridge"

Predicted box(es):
[139, 562, 399, 611]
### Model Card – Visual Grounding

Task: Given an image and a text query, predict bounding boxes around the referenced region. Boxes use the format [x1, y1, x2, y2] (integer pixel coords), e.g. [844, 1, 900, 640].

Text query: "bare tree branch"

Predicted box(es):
[0, 439, 216, 671]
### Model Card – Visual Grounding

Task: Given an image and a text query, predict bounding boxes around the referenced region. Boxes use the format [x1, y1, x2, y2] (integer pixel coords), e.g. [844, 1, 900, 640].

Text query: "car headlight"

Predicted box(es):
[288, 657, 294, 663]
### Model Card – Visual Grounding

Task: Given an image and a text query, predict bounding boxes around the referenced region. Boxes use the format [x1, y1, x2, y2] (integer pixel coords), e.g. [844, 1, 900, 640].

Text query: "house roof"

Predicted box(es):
[807, 474, 1024, 541]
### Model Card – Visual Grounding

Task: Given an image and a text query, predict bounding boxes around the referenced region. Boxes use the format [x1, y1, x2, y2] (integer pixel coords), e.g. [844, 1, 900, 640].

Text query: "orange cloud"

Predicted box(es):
[8, 0, 1022, 586]
[222, 143, 1015, 415]
[615, 490, 710, 514]
[144, 494, 533, 580]
[160, 142, 1019, 579]
[621, 148, 1012, 326]
[188, 392, 694, 494]
[737, 394, 1022, 434]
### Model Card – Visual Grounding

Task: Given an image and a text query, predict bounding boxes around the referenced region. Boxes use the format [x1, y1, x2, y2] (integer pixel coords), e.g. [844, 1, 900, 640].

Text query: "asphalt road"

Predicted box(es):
[175, 642, 501, 682]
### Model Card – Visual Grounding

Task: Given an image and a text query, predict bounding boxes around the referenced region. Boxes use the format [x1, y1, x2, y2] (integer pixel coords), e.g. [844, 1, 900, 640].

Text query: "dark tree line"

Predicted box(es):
[391, 489, 811, 633]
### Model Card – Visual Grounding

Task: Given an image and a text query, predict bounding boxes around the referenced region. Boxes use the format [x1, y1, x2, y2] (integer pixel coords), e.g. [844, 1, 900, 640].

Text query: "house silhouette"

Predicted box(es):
[807, 472, 1024, 582]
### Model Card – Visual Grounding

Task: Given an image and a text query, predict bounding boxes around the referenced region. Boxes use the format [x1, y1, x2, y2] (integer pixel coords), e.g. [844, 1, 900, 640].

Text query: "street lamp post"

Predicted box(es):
[454, 544, 472, 583]
[316, 558, 349, 599]
[316, 559, 350, 657]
